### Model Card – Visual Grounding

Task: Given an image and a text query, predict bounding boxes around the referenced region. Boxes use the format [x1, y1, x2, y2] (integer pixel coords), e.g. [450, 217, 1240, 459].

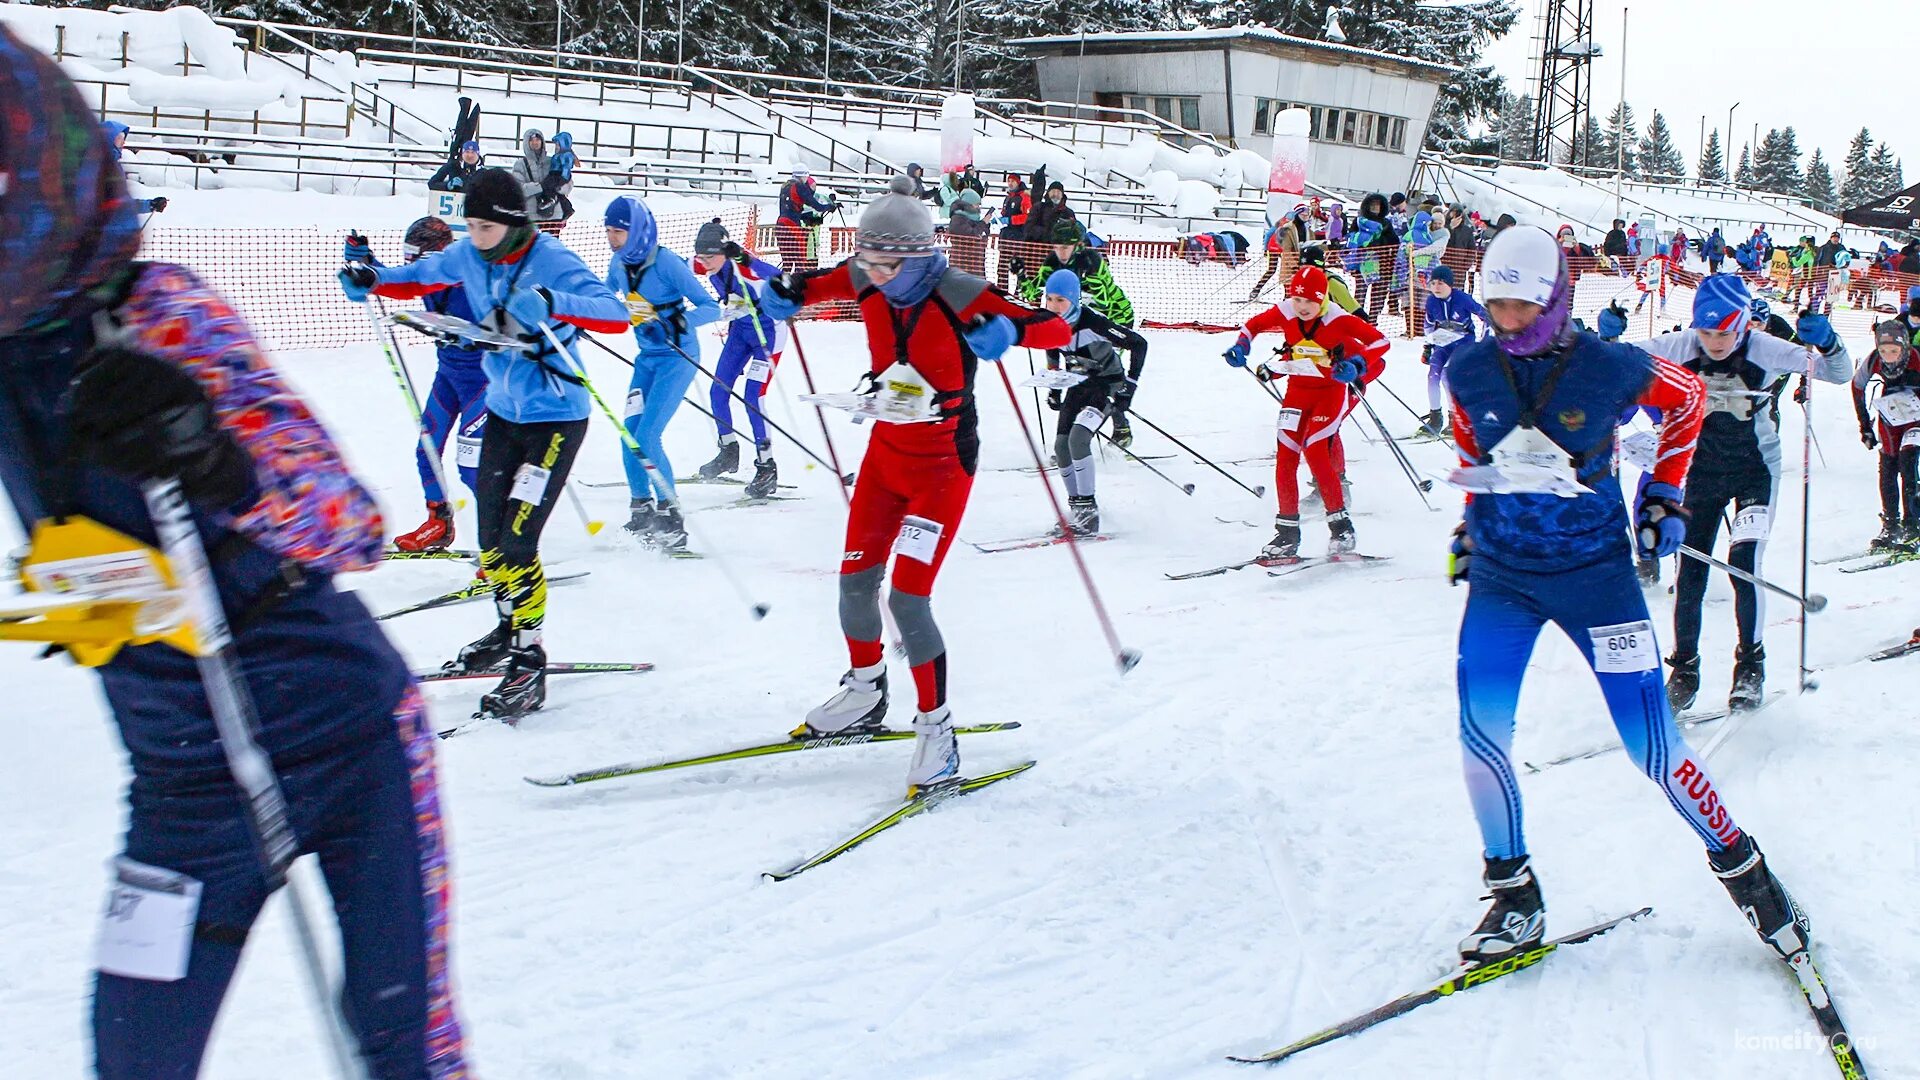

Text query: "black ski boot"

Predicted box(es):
[623, 498, 656, 537]
[1709, 835, 1810, 961]
[1066, 495, 1100, 536]
[1870, 514, 1905, 550]
[1418, 408, 1446, 439]
[451, 617, 512, 675]
[1729, 643, 1766, 711]
[1110, 415, 1134, 449]
[697, 438, 740, 480]
[1260, 517, 1302, 560]
[652, 505, 690, 554]
[1326, 511, 1357, 555]
[1636, 556, 1662, 586]
[477, 642, 547, 723]
[1666, 652, 1701, 712]
[1459, 855, 1546, 964]
[743, 443, 778, 500]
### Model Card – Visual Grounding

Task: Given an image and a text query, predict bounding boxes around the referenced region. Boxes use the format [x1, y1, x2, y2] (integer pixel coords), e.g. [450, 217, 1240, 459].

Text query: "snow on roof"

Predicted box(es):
[1008, 26, 1460, 79]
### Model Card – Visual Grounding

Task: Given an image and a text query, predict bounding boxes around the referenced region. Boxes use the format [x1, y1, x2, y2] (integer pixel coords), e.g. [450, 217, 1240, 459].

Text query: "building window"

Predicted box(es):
[1261, 97, 1411, 153]
[1123, 94, 1201, 130]
[1391, 118, 1407, 152]
[1341, 112, 1357, 143]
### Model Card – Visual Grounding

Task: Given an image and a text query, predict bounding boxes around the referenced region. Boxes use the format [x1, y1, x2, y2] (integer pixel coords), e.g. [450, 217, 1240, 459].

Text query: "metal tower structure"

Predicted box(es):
[1530, 0, 1600, 165]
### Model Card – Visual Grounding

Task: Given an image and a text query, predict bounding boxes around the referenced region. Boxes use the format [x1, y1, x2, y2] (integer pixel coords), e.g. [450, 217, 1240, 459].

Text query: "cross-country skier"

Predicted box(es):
[603, 195, 722, 549]
[1013, 218, 1138, 444]
[1039, 268, 1149, 536]
[1854, 321, 1920, 548]
[689, 217, 785, 498]
[1223, 265, 1387, 558]
[1638, 275, 1851, 713]
[343, 168, 629, 719]
[1443, 225, 1809, 973]
[1419, 263, 1488, 436]
[346, 217, 487, 551]
[0, 36, 467, 1075]
[757, 175, 1069, 795]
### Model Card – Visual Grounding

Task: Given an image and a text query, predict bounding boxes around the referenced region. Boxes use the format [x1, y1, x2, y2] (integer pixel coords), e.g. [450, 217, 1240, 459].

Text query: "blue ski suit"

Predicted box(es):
[705, 251, 785, 445]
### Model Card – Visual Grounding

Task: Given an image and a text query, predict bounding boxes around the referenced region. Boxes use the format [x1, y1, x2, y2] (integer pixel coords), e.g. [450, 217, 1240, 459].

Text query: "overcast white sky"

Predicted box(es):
[1478, 0, 1907, 180]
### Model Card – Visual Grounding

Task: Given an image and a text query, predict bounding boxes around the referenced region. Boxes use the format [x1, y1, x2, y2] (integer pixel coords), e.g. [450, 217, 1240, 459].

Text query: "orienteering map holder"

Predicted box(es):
[390, 309, 531, 353]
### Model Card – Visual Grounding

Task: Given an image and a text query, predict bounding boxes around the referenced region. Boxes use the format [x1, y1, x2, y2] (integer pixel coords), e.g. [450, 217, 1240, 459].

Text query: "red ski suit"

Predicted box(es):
[1240, 305, 1388, 517]
[791, 260, 1068, 711]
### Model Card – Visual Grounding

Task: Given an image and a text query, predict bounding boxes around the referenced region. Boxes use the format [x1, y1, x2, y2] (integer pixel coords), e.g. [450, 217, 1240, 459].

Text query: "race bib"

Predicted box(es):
[1075, 406, 1105, 431]
[1589, 620, 1658, 673]
[744, 356, 774, 383]
[624, 387, 645, 420]
[892, 515, 943, 564]
[510, 464, 551, 506]
[1905, 428, 1920, 451]
[1277, 408, 1303, 435]
[455, 435, 482, 469]
[1290, 342, 1330, 367]
[1730, 504, 1771, 544]
[96, 857, 201, 982]
[1876, 391, 1920, 426]
[626, 292, 657, 326]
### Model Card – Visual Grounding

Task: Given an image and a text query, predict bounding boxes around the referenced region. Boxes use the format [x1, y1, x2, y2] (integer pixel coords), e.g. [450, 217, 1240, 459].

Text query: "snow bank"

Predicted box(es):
[127, 69, 295, 111]
[0, 4, 248, 78]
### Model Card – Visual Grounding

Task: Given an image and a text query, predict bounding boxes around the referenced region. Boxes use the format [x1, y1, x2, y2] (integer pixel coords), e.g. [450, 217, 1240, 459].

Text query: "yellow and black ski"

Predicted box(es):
[764, 760, 1037, 882]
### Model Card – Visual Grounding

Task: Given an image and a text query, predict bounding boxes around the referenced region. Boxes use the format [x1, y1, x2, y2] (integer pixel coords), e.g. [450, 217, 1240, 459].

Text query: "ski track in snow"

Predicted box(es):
[1, 308, 1915, 1079]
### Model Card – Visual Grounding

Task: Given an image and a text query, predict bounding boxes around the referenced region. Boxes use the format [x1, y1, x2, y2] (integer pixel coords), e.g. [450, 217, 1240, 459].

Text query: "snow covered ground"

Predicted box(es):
[2, 306, 1915, 1077]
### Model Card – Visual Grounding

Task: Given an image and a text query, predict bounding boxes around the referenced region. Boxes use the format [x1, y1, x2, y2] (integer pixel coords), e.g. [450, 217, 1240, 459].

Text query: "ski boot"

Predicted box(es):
[623, 498, 656, 537]
[1870, 514, 1905, 550]
[477, 640, 547, 723]
[1636, 556, 1662, 587]
[1459, 855, 1546, 964]
[451, 616, 513, 675]
[1110, 415, 1134, 449]
[1709, 835, 1810, 961]
[697, 436, 741, 480]
[743, 442, 779, 500]
[1326, 511, 1357, 555]
[1260, 517, 1302, 560]
[1049, 495, 1100, 537]
[1417, 409, 1446, 440]
[905, 704, 961, 797]
[394, 501, 455, 552]
[1666, 652, 1701, 712]
[1729, 643, 1766, 711]
[651, 504, 690, 554]
[797, 665, 889, 737]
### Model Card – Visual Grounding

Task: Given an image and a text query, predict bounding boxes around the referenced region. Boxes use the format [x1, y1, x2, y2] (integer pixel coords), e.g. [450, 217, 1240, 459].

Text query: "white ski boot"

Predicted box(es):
[796, 664, 889, 737]
[905, 704, 960, 796]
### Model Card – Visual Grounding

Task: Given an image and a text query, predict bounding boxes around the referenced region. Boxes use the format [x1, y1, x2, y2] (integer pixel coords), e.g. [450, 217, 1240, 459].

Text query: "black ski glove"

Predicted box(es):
[1862, 422, 1878, 450]
[1111, 378, 1136, 414]
[1047, 389, 1063, 410]
[722, 240, 750, 265]
[68, 346, 254, 507]
[148, 196, 169, 213]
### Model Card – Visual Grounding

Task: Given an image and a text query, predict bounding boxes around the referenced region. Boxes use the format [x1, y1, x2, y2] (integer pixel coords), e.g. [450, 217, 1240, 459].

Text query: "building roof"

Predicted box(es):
[1009, 26, 1460, 80]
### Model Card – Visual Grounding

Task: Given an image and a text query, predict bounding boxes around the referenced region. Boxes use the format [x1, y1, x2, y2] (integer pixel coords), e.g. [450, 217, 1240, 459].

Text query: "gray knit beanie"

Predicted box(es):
[694, 217, 728, 255]
[857, 175, 936, 257]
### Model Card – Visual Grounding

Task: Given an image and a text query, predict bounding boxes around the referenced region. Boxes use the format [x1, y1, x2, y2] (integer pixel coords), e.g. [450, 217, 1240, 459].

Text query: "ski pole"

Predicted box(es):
[539, 323, 770, 619]
[1675, 544, 1828, 613]
[1126, 408, 1267, 499]
[783, 323, 854, 503]
[991, 361, 1141, 675]
[140, 479, 368, 1080]
[365, 298, 459, 511]
[1368, 375, 1436, 431]
[1356, 393, 1439, 511]
[1799, 353, 1817, 692]
[562, 481, 605, 536]
[1095, 428, 1194, 495]
[1023, 348, 1049, 449]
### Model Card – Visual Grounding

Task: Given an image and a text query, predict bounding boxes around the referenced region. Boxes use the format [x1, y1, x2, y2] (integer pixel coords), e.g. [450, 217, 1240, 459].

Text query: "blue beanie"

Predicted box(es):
[1429, 264, 1455, 287]
[604, 198, 633, 230]
[1907, 284, 1920, 302]
[1043, 268, 1081, 320]
[1691, 273, 1751, 332]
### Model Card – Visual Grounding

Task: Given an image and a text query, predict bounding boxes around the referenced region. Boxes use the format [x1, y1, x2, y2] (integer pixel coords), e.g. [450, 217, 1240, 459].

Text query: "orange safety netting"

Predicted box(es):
[137, 214, 1902, 354]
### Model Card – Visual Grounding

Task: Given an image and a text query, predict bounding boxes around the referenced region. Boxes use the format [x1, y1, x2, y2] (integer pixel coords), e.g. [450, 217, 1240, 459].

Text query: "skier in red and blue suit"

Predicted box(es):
[1442, 225, 1812, 980]
[0, 32, 467, 1077]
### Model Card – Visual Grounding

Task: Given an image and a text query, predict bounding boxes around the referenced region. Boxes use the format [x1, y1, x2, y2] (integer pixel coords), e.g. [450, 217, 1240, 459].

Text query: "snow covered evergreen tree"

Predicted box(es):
[1802, 149, 1835, 212]
[1698, 128, 1725, 182]
[1636, 110, 1684, 182]
[1495, 92, 1533, 162]
[1576, 115, 1606, 169]
[1735, 144, 1755, 187]
[1870, 142, 1905, 198]
[1599, 101, 1636, 176]
[1752, 127, 1802, 196]
[1839, 127, 1877, 206]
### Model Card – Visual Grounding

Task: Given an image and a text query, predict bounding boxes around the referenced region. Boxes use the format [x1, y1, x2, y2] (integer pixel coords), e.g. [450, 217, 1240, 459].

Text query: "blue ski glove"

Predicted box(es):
[1223, 332, 1252, 368]
[338, 264, 376, 302]
[1329, 351, 1365, 384]
[1596, 300, 1629, 341]
[343, 231, 375, 265]
[1635, 480, 1690, 559]
[1794, 311, 1836, 351]
[964, 314, 1017, 362]
[505, 286, 554, 332]
[1448, 522, 1472, 586]
[757, 275, 803, 322]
